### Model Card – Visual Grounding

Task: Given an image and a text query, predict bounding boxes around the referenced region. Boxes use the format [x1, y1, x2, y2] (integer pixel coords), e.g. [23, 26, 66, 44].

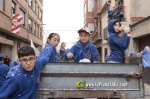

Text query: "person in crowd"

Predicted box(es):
[7, 33, 60, 96]
[64, 27, 98, 63]
[11, 60, 19, 67]
[0, 46, 53, 98]
[129, 46, 150, 67]
[105, 19, 131, 63]
[0, 53, 9, 89]
[142, 46, 150, 68]
[40, 33, 60, 62]
[4, 55, 11, 66]
[60, 42, 66, 60]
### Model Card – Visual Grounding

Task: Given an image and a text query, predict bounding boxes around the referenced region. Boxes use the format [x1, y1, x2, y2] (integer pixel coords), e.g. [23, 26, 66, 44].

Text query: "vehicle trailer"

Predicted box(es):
[36, 62, 144, 99]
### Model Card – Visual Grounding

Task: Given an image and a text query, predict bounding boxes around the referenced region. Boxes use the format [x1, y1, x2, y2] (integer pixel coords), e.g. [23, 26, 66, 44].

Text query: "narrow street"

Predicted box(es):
[0, 0, 150, 99]
[142, 84, 150, 99]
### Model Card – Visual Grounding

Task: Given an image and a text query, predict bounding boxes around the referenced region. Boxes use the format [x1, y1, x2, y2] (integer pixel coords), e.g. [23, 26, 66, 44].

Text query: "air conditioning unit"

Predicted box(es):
[103, 27, 109, 40]
[107, 0, 111, 4]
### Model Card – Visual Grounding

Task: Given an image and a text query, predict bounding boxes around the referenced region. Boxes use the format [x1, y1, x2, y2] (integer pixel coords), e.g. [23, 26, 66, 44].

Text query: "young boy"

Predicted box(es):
[0, 46, 51, 98]
[0, 54, 9, 89]
[64, 27, 98, 62]
[105, 19, 131, 63]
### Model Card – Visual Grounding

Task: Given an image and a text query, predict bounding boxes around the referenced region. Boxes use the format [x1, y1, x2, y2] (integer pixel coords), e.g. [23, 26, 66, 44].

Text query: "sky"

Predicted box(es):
[43, 0, 84, 49]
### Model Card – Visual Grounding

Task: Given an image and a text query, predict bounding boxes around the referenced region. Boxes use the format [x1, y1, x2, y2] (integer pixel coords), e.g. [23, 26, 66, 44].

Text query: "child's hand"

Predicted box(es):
[120, 26, 131, 37]
[67, 52, 74, 59]
[119, 27, 124, 32]
[87, 53, 91, 59]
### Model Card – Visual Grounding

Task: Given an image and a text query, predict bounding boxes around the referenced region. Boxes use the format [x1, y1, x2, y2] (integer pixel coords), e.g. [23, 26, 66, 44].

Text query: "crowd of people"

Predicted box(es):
[0, 19, 149, 98]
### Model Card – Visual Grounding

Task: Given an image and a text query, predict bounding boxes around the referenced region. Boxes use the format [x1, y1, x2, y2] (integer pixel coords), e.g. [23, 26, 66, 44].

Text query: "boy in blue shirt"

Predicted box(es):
[64, 27, 98, 62]
[0, 46, 51, 99]
[105, 19, 131, 63]
[0, 54, 9, 89]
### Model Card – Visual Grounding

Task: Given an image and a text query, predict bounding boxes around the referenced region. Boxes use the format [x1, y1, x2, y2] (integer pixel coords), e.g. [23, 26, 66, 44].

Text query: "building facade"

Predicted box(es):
[0, 0, 43, 62]
[84, 0, 150, 62]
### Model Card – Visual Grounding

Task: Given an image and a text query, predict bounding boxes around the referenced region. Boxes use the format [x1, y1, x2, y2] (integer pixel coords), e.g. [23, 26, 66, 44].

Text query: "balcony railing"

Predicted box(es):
[108, 5, 125, 22]
[91, 27, 101, 43]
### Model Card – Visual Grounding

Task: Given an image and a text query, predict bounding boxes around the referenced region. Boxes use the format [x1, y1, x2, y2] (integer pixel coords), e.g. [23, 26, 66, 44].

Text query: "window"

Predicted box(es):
[88, 0, 94, 12]
[29, 0, 32, 7]
[103, 26, 109, 40]
[88, 23, 94, 33]
[39, 10, 42, 20]
[0, 0, 4, 11]
[37, 26, 39, 36]
[40, 29, 42, 39]
[39, 0, 43, 5]
[39, 29, 42, 38]
[12, 1, 16, 15]
[20, 9, 25, 25]
[37, 7, 39, 16]
[34, 22, 36, 34]
[33, 1, 36, 12]
[28, 18, 33, 32]
[35, 2, 37, 13]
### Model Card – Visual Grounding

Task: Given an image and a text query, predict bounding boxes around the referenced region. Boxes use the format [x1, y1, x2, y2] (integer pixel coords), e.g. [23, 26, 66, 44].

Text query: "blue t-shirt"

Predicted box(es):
[40, 43, 60, 62]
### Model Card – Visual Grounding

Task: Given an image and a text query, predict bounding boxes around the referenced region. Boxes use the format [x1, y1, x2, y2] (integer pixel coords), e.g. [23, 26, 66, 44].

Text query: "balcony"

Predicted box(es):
[108, 0, 125, 22]
[91, 27, 102, 43]
[98, 1, 109, 15]
[92, 0, 101, 19]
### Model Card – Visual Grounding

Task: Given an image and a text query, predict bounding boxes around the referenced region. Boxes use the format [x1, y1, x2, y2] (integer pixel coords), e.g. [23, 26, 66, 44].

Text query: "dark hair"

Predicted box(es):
[18, 46, 35, 59]
[113, 21, 121, 26]
[46, 33, 60, 44]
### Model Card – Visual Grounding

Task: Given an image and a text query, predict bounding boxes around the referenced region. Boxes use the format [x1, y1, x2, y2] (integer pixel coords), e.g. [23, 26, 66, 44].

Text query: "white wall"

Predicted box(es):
[88, 23, 94, 32]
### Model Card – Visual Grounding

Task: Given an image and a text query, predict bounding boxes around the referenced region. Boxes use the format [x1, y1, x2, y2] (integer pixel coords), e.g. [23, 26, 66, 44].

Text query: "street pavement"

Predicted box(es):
[142, 83, 150, 99]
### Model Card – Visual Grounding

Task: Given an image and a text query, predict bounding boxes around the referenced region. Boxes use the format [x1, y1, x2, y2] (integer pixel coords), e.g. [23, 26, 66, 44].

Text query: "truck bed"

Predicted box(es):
[36, 62, 144, 99]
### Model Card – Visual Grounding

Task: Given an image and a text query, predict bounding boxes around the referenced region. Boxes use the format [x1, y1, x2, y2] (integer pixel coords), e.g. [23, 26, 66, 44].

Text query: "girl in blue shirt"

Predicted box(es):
[40, 33, 60, 62]
[105, 19, 131, 63]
